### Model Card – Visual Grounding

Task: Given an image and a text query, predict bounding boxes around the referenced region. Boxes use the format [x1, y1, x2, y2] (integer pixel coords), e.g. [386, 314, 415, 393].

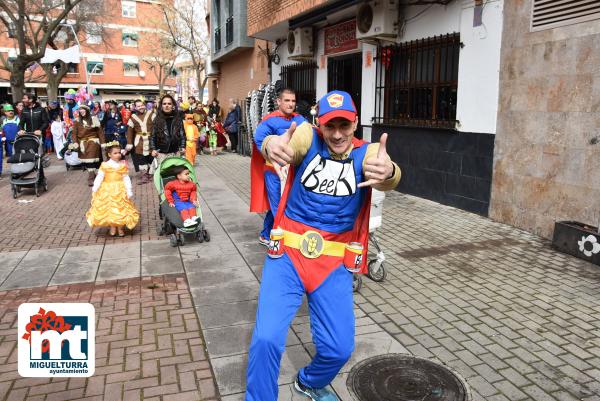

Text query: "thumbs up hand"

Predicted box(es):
[265, 122, 296, 168]
[358, 133, 394, 188]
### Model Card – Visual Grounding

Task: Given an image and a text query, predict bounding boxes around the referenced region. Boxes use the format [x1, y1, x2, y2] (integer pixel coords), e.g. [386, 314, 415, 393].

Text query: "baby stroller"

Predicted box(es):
[60, 128, 83, 171]
[353, 189, 387, 292]
[7, 134, 48, 198]
[154, 156, 210, 247]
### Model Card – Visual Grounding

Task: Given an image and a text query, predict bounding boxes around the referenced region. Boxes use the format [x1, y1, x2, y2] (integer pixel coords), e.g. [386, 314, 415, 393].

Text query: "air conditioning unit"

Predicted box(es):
[287, 27, 313, 59]
[356, 0, 399, 41]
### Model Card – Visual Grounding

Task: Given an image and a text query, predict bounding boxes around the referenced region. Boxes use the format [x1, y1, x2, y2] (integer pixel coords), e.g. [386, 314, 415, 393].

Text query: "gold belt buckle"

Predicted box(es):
[299, 230, 325, 259]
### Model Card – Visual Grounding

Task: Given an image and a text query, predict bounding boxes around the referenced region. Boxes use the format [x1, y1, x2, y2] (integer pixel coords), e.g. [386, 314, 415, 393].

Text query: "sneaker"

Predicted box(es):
[294, 376, 339, 401]
[258, 235, 270, 247]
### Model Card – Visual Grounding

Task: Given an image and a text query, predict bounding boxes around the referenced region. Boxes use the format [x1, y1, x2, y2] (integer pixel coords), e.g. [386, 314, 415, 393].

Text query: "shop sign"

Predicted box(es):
[324, 20, 358, 55]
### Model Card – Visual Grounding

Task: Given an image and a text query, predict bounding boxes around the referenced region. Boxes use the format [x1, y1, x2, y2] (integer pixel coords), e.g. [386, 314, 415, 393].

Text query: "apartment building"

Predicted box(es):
[0, 0, 176, 102]
[208, 0, 268, 106]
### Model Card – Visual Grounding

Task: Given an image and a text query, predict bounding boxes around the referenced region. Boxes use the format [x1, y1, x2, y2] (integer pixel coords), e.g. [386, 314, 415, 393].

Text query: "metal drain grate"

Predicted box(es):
[347, 354, 470, 401]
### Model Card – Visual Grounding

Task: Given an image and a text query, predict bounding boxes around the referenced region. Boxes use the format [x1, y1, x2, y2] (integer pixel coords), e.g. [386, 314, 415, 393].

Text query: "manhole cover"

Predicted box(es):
[347, 354, 470, 401]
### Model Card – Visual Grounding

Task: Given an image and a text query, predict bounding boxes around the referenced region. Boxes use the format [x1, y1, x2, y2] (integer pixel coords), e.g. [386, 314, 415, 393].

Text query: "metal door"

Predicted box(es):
[327, 52, 362, 138]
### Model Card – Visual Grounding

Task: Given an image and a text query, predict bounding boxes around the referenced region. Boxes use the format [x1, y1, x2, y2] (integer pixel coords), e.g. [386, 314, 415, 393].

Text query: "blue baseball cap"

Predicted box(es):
[317, 90, 357, 125]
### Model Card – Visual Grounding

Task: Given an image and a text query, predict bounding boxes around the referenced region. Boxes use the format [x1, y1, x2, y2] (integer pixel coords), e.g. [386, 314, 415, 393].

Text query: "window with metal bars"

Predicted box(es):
[280, 61, 317, 121]
[374, 33, 460, 129]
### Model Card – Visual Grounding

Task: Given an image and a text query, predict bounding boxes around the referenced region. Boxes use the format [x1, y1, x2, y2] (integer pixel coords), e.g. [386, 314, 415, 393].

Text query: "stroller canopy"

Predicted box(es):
[12, 134, 42, 154]
[153, 156, 198, 195]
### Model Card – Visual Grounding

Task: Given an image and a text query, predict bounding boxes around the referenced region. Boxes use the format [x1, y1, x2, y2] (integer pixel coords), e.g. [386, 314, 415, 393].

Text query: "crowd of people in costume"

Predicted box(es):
[0, 89, 242, 237]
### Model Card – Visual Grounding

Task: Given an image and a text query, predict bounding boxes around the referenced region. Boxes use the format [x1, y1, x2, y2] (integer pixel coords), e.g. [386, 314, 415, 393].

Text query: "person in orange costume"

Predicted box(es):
[183, 113, 199, 164]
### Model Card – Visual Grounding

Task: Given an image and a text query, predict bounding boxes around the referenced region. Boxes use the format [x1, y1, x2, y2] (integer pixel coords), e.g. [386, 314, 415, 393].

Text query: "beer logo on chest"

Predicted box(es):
[300, 154, 356, 196]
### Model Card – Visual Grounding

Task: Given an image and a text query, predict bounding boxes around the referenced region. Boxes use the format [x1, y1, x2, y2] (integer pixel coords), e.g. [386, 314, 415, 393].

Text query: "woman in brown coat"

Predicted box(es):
[72, 104, 106, 186]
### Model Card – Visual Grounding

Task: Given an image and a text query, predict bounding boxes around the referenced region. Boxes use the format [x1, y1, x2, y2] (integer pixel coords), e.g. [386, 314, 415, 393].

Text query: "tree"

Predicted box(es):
[142, 37, 180, 97]
[0, 0, 86, 102]
[160, 0, 209, 100]
[40, 0, 106, 102]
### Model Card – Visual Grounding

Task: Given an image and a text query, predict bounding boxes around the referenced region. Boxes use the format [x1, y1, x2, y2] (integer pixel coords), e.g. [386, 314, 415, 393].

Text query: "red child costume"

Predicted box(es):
[164, 180, 198, 224]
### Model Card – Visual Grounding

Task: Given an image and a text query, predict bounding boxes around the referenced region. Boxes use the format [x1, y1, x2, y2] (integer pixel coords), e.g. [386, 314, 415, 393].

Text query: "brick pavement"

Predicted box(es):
[0, 155, 161, 253]
[0, 274, 219, 401]
[203, 153, 600, 401]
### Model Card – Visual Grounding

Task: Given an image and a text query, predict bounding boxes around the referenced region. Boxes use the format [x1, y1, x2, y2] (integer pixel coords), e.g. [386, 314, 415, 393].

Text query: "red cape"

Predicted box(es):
[249, 111, 299, 213]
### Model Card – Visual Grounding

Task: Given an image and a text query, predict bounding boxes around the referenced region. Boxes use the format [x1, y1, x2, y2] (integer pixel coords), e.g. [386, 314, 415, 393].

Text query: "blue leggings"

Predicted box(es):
[245, 254, 354, 401]
[260, 171, 281, 239]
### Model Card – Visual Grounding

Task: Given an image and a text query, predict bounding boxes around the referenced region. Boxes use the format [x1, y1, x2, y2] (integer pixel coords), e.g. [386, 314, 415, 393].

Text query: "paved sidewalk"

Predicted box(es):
[2, 151, 600, 401]
[202, 153, 600, 401]
[0, 274, 218, 401]
[0, 155, 161, 253]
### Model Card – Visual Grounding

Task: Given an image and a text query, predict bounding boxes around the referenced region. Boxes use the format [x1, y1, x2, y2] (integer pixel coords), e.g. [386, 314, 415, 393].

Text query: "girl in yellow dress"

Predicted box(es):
[86, 141, 139, 237]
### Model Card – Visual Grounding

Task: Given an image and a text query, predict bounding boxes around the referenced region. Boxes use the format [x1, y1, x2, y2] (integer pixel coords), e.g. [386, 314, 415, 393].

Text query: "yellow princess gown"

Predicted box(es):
[86, 160, 139, 229]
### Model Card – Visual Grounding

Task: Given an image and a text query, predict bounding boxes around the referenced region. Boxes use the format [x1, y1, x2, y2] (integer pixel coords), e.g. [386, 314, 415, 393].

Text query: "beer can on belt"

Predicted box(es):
[267, 227, 284, 259]
[344, 242, 363, 273]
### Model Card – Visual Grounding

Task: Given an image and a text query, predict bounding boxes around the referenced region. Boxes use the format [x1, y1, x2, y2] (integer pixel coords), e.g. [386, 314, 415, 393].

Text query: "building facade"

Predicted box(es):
[209, 0, 268, 113]
[489, 2, 600, 238]
[248, 0, 504, 216]
[0, 0, 176, 103]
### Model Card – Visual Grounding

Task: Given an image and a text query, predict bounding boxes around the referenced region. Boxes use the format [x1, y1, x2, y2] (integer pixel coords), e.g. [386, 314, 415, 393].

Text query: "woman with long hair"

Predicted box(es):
[72, 104, 105, 186]
[150, 94, 185, 173]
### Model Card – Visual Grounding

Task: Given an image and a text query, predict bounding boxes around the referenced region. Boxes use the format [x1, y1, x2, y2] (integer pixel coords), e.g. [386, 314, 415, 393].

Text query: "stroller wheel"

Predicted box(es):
[352, 275, 362, 293]
[12, 186, 17, 199]
[203, 230, 210, 242]
[367, 260, 387, 282]
[169, 234, 178, 247]
[196, 231, 204, 243]
[178, 234, 185, 246]
[44, 183, 48, 192]
[66, 164, 70, 171]
[35, 186, 40, 197]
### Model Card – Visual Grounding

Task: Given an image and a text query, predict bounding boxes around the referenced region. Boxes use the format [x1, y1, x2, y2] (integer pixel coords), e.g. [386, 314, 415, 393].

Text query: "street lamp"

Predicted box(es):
[58, 23, 91, 94]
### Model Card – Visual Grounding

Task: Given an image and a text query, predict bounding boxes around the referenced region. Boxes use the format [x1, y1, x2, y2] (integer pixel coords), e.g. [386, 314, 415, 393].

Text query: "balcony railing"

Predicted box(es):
[214, 27, 221, 52]
[225, 17, 233, 46]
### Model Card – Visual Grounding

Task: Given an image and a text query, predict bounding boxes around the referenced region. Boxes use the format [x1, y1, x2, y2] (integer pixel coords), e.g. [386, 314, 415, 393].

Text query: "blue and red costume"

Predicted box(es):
[164, 180, 197, 221]
[250, 111, 306, 239]
[245, 128, 372, 401]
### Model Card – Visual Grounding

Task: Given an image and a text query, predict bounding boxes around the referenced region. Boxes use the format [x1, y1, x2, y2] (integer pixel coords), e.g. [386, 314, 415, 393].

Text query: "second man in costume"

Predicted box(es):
[126, 99, 156, 184]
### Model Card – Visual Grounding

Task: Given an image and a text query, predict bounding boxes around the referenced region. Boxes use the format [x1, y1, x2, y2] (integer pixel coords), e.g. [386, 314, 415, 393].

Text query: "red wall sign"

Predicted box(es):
[324, 20, 358, 55]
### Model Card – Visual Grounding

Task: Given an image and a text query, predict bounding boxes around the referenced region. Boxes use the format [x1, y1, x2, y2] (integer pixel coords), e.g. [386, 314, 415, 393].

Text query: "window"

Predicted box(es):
[214, 0, 221, 23]
[280, 61, 317, 121]
[531, 0, 600, 31]
[67, 63, 79, 74]
[214, 27, 221, 52]
[225, 16, 233, 45]
[87, 32, 101, 44]
[123, 62, 139, 76]
[122, 32, 139, 47]
[374, 33, 460, 129]
[121, 0, 136, 18]
[86, 61, 104, 74]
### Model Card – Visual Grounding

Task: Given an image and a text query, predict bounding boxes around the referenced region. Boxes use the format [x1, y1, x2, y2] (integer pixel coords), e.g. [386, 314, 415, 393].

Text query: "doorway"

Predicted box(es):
[327, 52, 362, 138]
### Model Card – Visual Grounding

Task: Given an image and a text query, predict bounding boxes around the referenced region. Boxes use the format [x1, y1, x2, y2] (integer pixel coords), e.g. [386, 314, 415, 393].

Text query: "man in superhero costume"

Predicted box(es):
[250, 88, 306, 246]
[245, 91, 401, 401]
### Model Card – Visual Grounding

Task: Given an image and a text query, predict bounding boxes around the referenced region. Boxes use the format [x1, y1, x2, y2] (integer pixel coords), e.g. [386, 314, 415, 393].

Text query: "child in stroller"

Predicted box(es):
[155, 156, 210, 246]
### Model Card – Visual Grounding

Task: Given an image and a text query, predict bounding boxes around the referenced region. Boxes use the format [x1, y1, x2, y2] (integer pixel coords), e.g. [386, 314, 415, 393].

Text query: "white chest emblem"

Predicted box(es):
[300, 154, 356, 196]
